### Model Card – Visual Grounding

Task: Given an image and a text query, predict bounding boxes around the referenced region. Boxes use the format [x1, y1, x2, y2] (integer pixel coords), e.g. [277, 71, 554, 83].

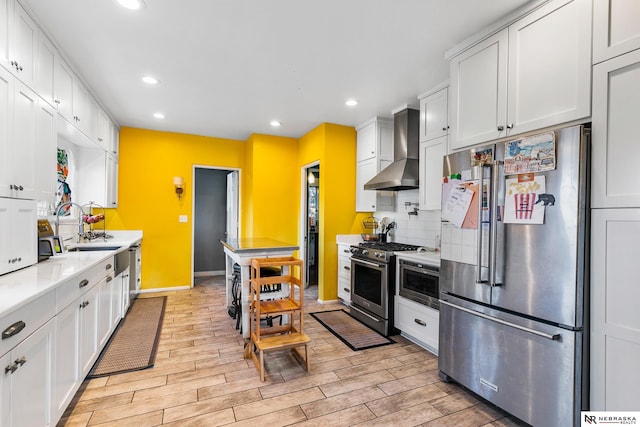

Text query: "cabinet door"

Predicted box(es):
[355, 158, 377, 212]
[0, 350, 9, 426]
[112, 269, 127, 329]
[11, 80, 36, 199]
[0, 66, 12, 199]
[592, 49, 640, 208]
[54, 58, 73, 121]
[450, 29, 508, 150]
[106, 153, 118, 207]
[79, 284, 98, 376]
[419, 87, 448, 142]
[0, 0, 12, 70]
[593, 0, 640, 64]
[10, 3, 37, 88]
[507, 0, 591, 136]
[110, 121, 119, 156]
[7, 319, 54, 427]
[35, 97, 56, 205]
[97, 275, 112, 349]
[96, 107, 110, 150]
[356, 121, 376, 162]
[591, 208, 640, 410]
[0, 198, 37, 275]
[419, 137, 446, 211]
[72, 79, 90, 135]
[11, 198, 36, 272]
[36, 32, 56, 107]
[53, 300, 80, 423]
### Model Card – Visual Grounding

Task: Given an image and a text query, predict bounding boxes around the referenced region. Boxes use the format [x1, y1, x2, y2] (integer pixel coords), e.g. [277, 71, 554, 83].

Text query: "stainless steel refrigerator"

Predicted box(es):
[438, 125, 589, 427]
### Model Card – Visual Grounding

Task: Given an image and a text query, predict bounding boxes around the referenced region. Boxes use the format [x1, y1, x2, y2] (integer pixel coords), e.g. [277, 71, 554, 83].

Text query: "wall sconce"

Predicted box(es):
[173, 176, 184, 200]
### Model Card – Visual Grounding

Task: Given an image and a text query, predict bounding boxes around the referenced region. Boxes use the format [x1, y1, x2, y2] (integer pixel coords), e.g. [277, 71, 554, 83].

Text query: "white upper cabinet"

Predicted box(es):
[592, 49, 640, 208]
[10, 78, 37, 200]
[419, 85, 449, 142]
[593, 0, 640, 64]
[54, 56, 73, 122]
[0, 66, 12, 198]
[355, 117, 395, 212]
[36, 31, 56, 108]
[450, 29, 508, 149]
[8, 2, 37, 88]
[96, 107, 111, 151]
[0, 0, 12, 70]
[35, 96, 56, 204]
[450, 0, 592, 150]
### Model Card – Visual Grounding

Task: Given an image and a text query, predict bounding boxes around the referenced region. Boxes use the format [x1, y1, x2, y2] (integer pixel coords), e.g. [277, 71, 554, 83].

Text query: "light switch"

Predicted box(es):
[179, 215, 188, 223]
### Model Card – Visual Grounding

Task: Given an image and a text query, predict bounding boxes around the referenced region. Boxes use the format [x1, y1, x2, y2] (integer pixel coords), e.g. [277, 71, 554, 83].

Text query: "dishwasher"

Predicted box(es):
[129, 244, 141, 303]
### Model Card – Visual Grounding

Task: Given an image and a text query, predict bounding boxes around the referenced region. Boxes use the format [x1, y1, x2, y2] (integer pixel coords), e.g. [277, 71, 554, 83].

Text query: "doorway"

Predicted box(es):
[305, 165, 320, 287]
[192, 166, 239, 285]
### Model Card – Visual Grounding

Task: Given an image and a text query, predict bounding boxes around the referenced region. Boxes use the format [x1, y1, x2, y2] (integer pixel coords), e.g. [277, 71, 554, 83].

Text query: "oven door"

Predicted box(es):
[398, 259, 440, 309]
[350, 257, 388, 319]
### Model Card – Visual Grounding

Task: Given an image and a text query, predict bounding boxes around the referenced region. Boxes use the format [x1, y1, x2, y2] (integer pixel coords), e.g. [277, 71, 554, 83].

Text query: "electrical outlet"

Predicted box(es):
[179, 215, 188, 223]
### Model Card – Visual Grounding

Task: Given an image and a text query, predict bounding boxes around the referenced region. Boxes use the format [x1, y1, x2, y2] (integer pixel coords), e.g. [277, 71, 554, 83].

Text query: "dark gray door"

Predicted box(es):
[194, 168, 229, 273]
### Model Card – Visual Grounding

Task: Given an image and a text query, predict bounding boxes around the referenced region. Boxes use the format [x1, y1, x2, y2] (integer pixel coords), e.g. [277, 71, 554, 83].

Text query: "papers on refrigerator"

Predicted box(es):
[504, 175, 547, 224]
[442, 184, 474, 228]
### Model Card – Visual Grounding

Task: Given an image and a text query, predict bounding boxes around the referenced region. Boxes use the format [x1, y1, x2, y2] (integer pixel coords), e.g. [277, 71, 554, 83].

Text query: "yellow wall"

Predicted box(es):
[299, 123, 371, 301]
[107, 124, 367, 295]
[106, 127, 245, 289]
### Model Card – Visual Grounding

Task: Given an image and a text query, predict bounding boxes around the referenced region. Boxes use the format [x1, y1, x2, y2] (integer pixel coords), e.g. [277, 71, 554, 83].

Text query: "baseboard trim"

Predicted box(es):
[140, 286, 191, 294]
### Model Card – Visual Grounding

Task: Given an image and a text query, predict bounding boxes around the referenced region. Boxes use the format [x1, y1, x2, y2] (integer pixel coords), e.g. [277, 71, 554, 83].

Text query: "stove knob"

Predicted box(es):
[362, 250, 368, 255]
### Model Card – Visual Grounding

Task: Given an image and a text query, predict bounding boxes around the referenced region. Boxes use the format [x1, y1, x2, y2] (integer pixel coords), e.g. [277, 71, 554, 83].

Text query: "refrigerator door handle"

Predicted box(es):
[476, 165, 487, 284]
[489, 160, 503, 287]
[440, 300, 561, 341]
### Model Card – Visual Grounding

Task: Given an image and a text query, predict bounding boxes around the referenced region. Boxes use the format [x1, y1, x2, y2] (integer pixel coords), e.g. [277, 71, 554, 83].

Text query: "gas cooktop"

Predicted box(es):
[356, 242, 421, 252]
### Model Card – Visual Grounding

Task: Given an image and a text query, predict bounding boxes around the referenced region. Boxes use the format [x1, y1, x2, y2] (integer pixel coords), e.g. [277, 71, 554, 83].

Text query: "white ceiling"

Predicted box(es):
[22, 0, 532, 141]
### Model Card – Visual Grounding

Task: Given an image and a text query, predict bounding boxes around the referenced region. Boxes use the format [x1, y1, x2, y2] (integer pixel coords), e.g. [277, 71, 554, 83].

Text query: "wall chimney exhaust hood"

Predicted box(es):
[364, 108, 420, 191]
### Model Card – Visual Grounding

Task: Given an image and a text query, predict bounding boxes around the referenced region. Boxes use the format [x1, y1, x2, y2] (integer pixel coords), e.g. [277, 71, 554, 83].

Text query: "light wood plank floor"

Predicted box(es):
[58, 276, 526, 427]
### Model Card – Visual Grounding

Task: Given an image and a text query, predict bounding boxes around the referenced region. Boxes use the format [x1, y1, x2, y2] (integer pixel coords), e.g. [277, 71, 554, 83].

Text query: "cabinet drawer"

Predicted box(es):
[56, 257, 114, 311]
[338, 255, 352, 279]
[338, 276, 351, 302]
[0, 289, 55, 357]
[396, 296, 439, 352]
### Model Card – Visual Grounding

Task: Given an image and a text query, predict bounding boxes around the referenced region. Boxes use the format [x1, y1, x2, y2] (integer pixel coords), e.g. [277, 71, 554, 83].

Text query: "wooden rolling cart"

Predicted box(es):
[245, 257, 310, 381]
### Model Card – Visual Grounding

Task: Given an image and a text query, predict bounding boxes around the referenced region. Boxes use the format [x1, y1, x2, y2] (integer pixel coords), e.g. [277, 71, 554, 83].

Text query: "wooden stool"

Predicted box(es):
[245, 257, 310, 381]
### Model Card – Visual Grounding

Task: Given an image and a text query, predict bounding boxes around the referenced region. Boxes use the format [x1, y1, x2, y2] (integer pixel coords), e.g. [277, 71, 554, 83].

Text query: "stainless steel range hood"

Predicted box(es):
[364, 108, 420, 191]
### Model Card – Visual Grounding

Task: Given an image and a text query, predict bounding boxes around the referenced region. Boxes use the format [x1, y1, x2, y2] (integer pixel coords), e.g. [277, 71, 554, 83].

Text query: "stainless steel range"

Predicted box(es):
[350, 241, 421, 336]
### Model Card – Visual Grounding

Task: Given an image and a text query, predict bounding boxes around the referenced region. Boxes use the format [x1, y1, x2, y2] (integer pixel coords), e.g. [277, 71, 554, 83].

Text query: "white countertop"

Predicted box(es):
[0, 230, 142, 319]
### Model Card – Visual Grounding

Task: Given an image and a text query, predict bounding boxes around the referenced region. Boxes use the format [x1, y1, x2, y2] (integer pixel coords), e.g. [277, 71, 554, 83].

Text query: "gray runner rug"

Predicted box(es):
[88, 296, 166, 378]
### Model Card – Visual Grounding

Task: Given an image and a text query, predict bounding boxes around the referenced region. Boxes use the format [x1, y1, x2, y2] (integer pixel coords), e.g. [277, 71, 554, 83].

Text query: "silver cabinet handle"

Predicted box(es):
[414, 318, 426, 326]
[79, 279, 89, 288]
[440, 300, 560, 341]
[343, 266, 350, 271]
[106, 276, 113, 282]
[5, 363, 17, 374]
[343, 288, 350, 293]
[497, 125, 504, 131]
[506, 123, 514, 129]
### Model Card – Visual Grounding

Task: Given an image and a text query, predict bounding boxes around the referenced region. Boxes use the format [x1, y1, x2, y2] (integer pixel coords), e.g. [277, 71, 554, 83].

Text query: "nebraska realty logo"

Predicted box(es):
[582, 412, 640, 426]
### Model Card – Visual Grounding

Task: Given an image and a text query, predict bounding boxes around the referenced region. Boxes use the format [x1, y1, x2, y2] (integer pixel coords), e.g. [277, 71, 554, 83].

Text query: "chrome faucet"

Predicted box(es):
[55, 202, 85, 243]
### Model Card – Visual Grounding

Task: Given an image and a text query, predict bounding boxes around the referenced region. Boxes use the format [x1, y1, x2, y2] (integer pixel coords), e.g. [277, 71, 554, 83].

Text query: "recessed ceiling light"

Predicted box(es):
[142, 75, 159, 85]
[116, 0, 146, 10]
[153, 112, 165, 119]
[270, 120, 282, 127]
[345, 99, 358, 107]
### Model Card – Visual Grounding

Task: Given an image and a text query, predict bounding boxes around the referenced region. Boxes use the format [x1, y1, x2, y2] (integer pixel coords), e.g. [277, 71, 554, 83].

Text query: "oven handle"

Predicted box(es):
[350, 305, 381, 323]
[352, 258, 383, 268]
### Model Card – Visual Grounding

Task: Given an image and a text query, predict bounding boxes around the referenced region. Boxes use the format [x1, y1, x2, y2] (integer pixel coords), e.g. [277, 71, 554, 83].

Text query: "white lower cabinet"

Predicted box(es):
[78, 283, 99, 377]
[2, 318, 55, 427]
[591, 208, 640, 411]
[53, 296, 80, 422]
[97, 274, 112, 350]
[112, 267, 128, 330]
[395, 295, 439, 354]
[337, 244, 352, 304]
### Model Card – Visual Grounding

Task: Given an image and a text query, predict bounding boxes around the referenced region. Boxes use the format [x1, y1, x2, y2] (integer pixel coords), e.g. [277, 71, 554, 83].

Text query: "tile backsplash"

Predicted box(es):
[374, 189, 441, 249]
